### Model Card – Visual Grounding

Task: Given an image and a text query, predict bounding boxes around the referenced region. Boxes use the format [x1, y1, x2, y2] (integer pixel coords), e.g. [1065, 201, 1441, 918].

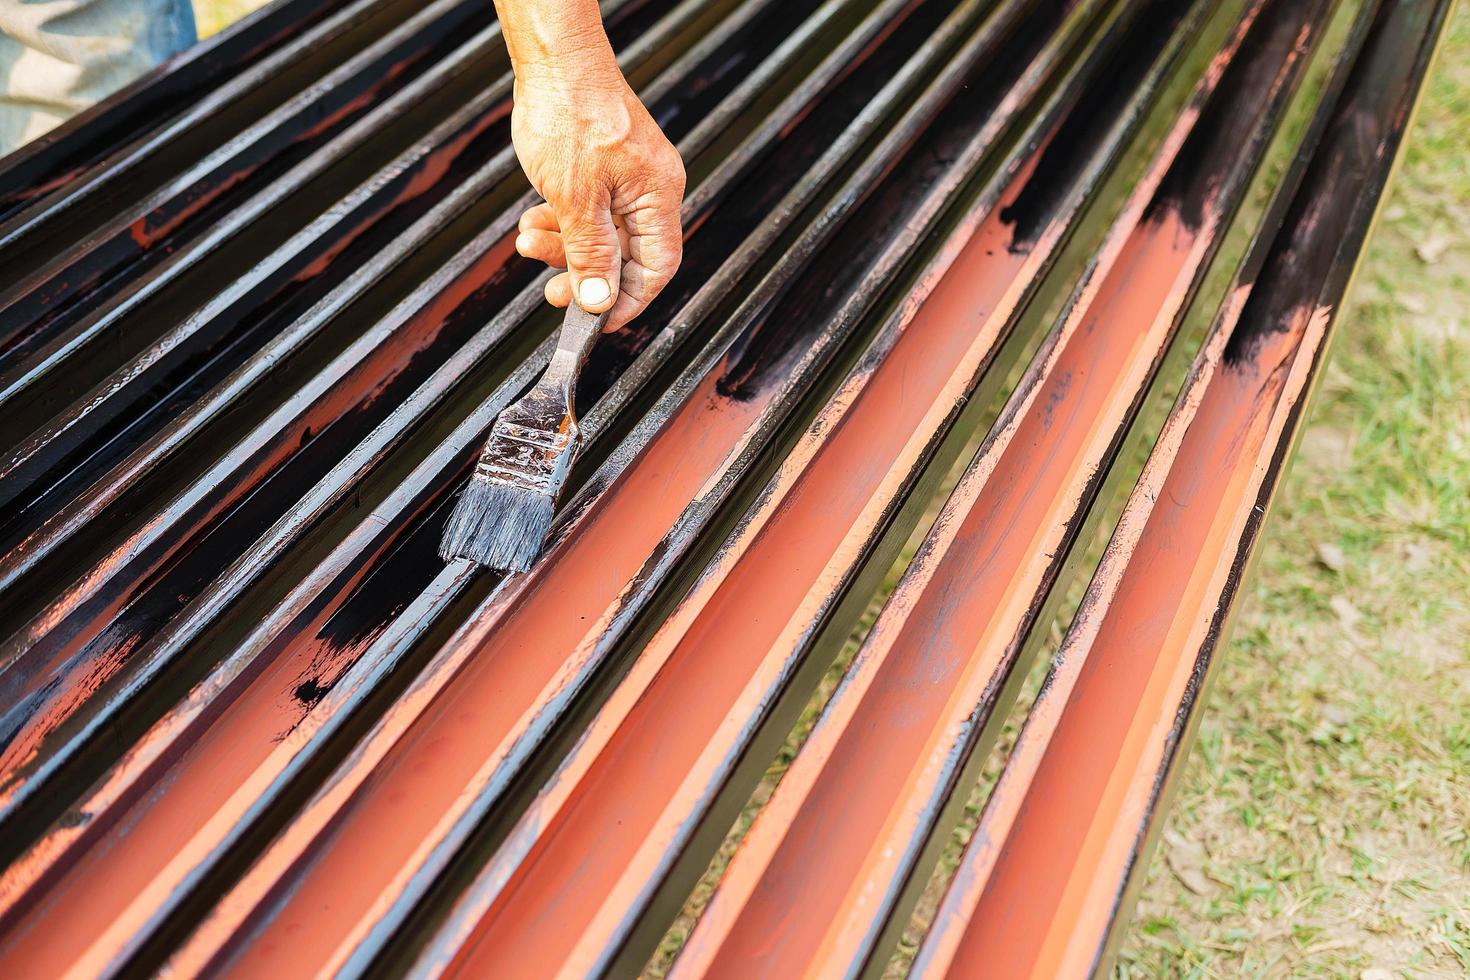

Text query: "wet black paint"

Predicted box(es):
[1148, 0, 1325, 231]
[1000, 0, 1189, 250]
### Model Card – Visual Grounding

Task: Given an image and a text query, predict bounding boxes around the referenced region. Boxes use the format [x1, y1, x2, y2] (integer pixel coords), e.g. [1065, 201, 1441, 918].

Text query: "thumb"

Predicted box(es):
[558, 204, 622, 314]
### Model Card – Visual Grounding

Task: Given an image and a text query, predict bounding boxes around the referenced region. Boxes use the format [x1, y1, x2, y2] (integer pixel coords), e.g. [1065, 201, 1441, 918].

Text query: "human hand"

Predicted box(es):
[508, 52, 685, 332]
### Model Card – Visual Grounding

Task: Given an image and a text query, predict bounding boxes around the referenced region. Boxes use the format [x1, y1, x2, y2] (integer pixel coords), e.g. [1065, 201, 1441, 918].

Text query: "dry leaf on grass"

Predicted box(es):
[1316, 542, 1348, 574]
[1414, 231, 1453, 263]
[1163, 830, 1216, 896]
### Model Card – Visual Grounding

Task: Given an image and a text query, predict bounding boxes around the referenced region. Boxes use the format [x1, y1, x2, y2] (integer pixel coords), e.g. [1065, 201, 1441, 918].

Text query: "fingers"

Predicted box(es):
[541, 259, 655, 330]
[544, 272, 573, 308]
[550, 244, 668, 331]
[516, 228, 565, 268]
[557, 199, 622, 315]
[602, 191, 683, 332]
[519, 202, 559, 233]
[601, 259, 650, 332]
[518, 213, 630, 317]
[516, 163, 684, 330]
[516, 214, 632, 275]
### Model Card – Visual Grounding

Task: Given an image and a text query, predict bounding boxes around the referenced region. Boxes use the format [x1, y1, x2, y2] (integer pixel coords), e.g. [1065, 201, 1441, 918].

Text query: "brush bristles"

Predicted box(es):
[440, 477, 556, 572]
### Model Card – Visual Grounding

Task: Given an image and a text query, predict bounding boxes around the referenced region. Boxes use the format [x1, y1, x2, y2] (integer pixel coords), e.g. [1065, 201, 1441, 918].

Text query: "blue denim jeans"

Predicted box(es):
[0, 0, 196, 153]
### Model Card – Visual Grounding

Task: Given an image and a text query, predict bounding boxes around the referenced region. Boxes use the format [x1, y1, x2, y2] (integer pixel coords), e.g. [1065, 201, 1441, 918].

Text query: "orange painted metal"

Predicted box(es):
[162, 4, 1110, 974]
[913, 0, 1451, 972]
[0, 0, 867, 971]
[401, 2, 1169, 974]
[0, 0, 1443, 973]
[671, 0, 1338, 973]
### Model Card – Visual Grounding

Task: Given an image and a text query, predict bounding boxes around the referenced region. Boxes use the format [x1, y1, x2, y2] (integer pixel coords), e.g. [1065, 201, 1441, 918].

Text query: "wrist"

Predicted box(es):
[497, 1, 620, 87]
[514, 51, 623, 100]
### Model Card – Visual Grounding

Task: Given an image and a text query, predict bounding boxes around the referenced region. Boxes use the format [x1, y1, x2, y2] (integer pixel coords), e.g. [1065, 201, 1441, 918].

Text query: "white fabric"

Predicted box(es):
[1, 0, 195, 153]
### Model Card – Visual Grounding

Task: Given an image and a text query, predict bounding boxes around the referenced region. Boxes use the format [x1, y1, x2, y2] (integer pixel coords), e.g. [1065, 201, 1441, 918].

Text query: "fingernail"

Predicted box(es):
[579, 277, 611, 307]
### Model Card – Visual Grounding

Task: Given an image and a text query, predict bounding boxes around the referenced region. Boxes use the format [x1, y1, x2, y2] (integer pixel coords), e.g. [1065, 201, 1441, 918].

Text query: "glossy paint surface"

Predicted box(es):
[0, 0, 1443, 974]
[916, 1, 1451, 974]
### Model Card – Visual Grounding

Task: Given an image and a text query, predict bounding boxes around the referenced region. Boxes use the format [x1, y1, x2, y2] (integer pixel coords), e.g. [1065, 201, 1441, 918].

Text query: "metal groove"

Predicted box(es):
[0, 0, 431, 269]
[405, 0, 1202, 974]
[0, 0, 964, 969]
[0, 0, 1439, 975]
[0, 0, 490, 359]
[0, 0, 783, 817]
[0, 0, 736, 832]
[160, 0, 1064, 969]
[912, 0, 1452, 972]
[673, 0, 1346, 973]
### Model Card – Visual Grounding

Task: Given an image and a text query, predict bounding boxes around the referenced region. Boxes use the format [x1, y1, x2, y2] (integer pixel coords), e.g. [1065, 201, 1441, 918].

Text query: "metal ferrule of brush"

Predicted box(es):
[439, 300, 613, 572]
[475, 303, 609, 493]
[472, 392, 581, 495]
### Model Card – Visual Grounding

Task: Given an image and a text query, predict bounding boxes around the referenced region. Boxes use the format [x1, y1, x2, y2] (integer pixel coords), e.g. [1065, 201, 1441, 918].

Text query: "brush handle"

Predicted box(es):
[544, 301, 612, 416]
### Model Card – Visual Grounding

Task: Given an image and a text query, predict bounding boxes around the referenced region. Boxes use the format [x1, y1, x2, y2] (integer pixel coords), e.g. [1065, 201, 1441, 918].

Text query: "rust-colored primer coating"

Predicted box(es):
[916, 0, 1451, 973]
[0, 0, 1442, 974]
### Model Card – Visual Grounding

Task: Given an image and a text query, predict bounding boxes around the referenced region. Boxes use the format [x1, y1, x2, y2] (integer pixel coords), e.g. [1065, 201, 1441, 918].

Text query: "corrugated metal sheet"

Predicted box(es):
[0, 0, 1447, 975]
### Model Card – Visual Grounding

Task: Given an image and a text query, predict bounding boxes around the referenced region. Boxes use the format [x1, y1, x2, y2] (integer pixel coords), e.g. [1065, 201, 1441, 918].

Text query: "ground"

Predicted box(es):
[195, 3, 1469, 975]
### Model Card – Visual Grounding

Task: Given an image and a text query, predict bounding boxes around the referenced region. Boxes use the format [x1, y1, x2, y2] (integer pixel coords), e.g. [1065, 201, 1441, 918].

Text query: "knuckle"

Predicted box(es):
[563, 237, 619, 263]
[650, 258, 679, 288]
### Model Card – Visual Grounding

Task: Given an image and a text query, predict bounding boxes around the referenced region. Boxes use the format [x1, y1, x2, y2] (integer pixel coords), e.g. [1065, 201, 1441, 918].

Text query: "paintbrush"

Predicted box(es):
[440, 298, 612, 571]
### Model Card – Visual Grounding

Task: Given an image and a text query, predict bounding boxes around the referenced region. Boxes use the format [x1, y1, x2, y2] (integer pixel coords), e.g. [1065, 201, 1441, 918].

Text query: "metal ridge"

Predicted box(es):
[0, 0, 1441, 974]
[912, 0, 1453, 973]
[673, 0, 1345, 973]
